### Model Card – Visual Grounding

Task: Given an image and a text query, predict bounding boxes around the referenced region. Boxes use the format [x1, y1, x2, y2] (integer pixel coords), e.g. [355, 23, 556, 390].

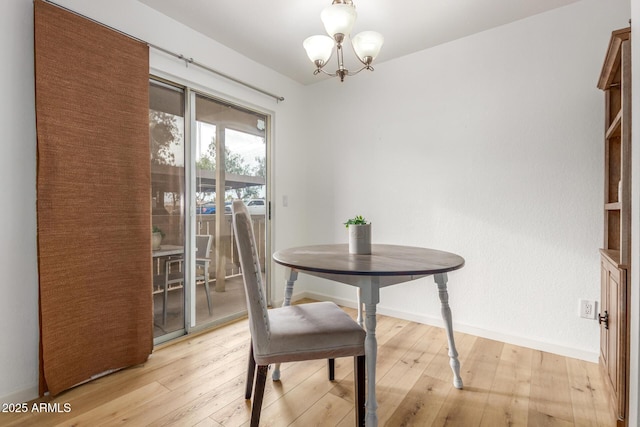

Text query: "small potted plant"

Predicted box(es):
[344, 215, 371, 254]
[152, 225, 165, 250]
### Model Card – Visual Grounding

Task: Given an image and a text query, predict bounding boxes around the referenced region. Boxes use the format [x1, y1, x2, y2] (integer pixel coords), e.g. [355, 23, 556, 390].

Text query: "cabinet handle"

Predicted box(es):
[599, 311, 609, 330]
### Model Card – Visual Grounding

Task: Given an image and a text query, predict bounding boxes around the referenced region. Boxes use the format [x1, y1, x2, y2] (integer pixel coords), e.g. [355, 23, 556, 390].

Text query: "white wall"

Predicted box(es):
[297, 0, 630, 362]
[0, 0, 40, 406]
[0, 0, 309, 404]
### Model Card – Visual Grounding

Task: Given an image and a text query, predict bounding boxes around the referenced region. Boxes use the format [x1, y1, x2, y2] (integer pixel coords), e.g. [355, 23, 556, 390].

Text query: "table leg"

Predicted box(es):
[282, 269, 297, 307]
[272, 268, 298, 381]
[434, 273, 463, 389]
[356, 287, 363, 327]
[361, 279, 380, 427]
[364, 302, 378, 427]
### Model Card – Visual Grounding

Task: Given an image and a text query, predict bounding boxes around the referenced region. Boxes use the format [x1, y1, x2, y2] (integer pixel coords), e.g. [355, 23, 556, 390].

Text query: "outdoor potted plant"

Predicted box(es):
[344, 215, 371, 254]
[152, 225, 164, 250]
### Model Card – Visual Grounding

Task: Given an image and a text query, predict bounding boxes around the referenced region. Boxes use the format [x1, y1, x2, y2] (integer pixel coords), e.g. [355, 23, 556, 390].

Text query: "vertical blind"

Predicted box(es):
[35, 0, 152, 395]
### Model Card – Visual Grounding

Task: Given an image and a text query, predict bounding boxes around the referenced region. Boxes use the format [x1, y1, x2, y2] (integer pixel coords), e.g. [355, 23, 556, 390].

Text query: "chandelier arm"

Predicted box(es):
[347, 64, 374, 76]
[316, 68, 339, 77]
[312, 57, 338, 77]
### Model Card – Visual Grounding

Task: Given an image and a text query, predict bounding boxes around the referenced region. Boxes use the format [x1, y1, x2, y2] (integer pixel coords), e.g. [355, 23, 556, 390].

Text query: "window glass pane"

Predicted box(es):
[194, 94, 267, 326]
[150, 80, 185, 340]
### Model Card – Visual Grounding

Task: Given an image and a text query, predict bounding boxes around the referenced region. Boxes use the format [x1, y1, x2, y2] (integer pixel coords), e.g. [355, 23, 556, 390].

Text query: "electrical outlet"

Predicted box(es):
[579, 299, 597, 319]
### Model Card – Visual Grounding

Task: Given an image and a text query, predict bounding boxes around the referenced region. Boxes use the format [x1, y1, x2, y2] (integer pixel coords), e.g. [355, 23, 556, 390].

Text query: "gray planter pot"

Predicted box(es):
[152, 232, 163, 250]
[348, 224, 371, 254]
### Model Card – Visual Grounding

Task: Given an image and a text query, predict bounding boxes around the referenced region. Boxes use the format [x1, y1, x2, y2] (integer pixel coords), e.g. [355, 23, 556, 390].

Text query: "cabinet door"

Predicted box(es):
[600, 260, 610, 369]
[606, 263, 620, 398]
[614, 266, 628, 420]
[600, 256, 627, 421]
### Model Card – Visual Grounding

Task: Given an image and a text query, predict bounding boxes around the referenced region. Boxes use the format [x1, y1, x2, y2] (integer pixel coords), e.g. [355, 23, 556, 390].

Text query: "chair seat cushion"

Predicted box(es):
[254, 301, 365, 365]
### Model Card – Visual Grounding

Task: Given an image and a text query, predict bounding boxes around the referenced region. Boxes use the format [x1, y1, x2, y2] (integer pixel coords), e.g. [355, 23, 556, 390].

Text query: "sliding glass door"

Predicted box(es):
[192, 94, 267, 328]
[150, 78, 269, 342]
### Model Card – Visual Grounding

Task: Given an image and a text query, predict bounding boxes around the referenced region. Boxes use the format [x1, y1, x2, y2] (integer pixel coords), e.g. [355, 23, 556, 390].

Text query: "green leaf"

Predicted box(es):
[344, 215, 368, 227]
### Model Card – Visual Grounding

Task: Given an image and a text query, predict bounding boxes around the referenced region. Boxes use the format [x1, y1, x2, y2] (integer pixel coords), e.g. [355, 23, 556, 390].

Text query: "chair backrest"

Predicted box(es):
[196, 235, 212, 259]
[232, 200, 270, 351]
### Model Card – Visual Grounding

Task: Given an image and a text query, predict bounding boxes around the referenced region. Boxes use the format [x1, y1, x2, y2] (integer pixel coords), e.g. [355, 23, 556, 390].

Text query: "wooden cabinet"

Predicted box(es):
[597, 27, 630, 426]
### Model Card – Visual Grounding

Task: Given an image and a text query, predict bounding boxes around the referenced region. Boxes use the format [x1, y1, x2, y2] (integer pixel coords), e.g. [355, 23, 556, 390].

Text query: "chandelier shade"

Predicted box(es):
[352, 31, 384, 63]
[304, 0, 383, 82]
[321, 3, 357, 38]
[303, 35, 335, 65]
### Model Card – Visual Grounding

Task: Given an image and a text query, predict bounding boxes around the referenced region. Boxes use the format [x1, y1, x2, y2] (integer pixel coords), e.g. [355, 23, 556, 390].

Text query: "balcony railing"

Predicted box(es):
[152, 213, 266, 290]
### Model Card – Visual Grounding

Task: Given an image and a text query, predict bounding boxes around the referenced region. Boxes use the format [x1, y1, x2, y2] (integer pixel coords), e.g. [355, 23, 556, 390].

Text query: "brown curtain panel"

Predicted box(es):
[34, 0, 152, 396]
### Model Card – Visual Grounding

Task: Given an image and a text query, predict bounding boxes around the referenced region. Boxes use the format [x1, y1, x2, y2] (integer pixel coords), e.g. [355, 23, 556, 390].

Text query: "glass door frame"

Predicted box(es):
[184, 88, 197, 331]
[151, 73, 273, 338]
[150, 77, 187, 346]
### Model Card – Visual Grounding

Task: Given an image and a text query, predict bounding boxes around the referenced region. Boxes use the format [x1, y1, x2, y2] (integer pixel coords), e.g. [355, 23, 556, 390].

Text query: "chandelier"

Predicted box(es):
[303, 0, 384, 82]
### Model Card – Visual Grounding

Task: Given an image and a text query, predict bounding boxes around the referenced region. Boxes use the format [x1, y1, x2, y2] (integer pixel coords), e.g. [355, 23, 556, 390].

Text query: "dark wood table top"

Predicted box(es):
[273, 244, 465, 277]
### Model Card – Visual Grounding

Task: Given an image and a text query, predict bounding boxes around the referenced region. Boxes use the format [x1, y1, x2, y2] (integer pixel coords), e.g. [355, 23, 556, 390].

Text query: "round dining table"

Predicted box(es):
[273, 243, 465, 427]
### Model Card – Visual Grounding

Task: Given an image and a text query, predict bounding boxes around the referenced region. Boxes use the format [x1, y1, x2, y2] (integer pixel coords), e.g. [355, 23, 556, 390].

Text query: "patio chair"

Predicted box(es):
[154, 235, 213, 325]
[231, 200, 365, 427]
[152, 259, 184, 325]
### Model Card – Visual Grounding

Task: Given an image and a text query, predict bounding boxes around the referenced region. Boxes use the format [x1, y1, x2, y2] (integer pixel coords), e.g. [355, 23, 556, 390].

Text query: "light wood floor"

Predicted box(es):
[1, 305, 616, 427]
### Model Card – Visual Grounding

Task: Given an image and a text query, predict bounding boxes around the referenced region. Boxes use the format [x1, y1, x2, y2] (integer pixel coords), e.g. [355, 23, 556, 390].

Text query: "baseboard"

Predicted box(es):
[0, 385, 39, 405]
[296, 290, 599, 363]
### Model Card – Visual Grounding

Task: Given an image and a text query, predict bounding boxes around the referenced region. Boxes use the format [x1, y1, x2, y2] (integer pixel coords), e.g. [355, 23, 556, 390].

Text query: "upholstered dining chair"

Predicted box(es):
[231, 200, 366, 427]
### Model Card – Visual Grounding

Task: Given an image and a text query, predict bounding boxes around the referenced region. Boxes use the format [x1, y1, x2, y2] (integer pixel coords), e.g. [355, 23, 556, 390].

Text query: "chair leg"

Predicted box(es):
[246, 342, 256, 399]
[328, 358, 335, 381]
[202, 260, 213, 314]
[354, 355, 365, 427]
[162, 283, 168, 325]
[250, 365, 269, 427]
[204, 280, 213, 314]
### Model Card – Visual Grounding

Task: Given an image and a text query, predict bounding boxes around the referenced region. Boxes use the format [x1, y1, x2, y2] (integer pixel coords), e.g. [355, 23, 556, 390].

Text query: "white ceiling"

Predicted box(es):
[138, 0, 581, 85]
